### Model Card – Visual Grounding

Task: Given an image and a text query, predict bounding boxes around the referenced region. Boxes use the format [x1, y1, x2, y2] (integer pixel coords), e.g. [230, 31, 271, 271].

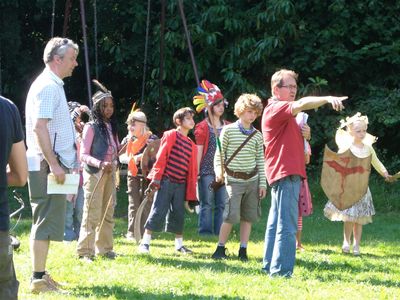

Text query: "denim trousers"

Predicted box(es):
[64, 186, 84, 241]
[263, 175, 300, 277]
[144, 177, 186, 234]
[198, 174, 227, 235]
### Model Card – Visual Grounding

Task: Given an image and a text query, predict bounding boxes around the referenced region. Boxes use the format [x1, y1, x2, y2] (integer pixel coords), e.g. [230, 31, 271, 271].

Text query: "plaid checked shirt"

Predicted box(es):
[25, 67, 77, 168]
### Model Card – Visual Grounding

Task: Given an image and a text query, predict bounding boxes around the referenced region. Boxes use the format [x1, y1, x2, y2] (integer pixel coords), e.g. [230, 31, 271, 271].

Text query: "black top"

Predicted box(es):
[0, 96, 24, 231]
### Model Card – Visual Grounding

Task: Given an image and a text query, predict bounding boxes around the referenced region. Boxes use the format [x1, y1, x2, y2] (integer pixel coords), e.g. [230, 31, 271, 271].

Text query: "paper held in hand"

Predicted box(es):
[47, 173, 80, 195]
[393, 172, 400, 180]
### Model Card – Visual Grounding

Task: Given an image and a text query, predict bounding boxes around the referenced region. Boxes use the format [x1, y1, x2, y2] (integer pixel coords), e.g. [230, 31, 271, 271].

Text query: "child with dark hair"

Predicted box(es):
[193, 80, 230, 235]
[77, 84, 120, 262]
[138, 107, 198, 254]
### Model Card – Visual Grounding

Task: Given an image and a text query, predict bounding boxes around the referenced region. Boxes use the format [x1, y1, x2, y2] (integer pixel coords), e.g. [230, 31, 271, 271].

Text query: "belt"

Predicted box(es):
[225, 166, 258, 180]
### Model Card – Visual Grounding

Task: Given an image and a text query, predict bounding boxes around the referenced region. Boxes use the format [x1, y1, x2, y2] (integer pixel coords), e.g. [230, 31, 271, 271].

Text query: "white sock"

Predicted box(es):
[142, 233, 152, 245]
[175, 237, 183, 250]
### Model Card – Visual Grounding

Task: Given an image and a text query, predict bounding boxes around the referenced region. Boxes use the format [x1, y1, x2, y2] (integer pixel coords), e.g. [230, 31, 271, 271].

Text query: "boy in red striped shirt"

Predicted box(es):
[138, 107, 198, 254]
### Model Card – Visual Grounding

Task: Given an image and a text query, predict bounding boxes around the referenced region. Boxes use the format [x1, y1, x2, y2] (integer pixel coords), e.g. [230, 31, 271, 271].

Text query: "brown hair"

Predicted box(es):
[270, 69, 298, 95]
[173, 107, 195, 126]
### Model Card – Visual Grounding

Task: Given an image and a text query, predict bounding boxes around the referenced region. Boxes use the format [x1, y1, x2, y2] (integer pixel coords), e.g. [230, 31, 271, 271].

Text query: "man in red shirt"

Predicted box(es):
[261, 69, 347, 277]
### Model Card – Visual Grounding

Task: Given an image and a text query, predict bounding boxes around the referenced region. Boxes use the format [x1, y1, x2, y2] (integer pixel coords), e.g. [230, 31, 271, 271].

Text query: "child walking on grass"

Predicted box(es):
[324, 113, 392, 256]
[138, 107, 198, 254]
[211, 94, 267, 261]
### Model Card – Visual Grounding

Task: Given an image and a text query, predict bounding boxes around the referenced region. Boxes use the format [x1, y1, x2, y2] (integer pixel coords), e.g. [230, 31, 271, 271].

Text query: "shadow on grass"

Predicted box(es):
[137, 254, 257, 275]
[74, 285, 243, 299]
[297, 257, 400, 288]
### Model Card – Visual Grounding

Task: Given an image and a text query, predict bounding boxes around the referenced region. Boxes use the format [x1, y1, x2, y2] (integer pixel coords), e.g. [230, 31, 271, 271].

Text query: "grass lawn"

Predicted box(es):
[8, 179, 400, 300]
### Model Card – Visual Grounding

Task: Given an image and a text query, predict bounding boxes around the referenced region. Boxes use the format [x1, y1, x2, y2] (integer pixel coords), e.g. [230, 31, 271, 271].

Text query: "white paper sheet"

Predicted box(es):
[47, 173, 79, 195]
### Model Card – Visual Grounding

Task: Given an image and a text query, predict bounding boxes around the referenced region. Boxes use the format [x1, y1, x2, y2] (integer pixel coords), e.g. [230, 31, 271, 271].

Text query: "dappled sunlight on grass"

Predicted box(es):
[8, 183, 400, 299]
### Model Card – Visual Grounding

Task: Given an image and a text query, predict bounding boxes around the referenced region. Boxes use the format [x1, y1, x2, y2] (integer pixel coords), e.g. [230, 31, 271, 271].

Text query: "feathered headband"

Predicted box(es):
[193, 80, 227, 113]
[92, 79, 113, 105]
[126, 102, 147, 124]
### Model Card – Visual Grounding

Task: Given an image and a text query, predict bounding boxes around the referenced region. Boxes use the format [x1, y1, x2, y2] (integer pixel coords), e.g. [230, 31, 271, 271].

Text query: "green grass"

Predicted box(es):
[8, 179, 400, 300]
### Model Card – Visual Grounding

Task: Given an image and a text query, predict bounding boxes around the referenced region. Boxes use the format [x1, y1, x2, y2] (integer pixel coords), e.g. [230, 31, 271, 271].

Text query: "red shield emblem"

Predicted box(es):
[320, 145, 371, 210]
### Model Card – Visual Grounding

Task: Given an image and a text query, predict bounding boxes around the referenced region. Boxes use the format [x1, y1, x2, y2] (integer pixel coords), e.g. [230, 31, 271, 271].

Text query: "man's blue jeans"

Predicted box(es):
[198, 175, 227, 235]
[263, 175, 300, 277]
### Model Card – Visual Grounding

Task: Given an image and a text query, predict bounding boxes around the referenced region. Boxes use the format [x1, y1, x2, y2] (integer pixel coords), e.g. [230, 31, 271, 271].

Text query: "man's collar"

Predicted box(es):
[44, 66, 64, 86]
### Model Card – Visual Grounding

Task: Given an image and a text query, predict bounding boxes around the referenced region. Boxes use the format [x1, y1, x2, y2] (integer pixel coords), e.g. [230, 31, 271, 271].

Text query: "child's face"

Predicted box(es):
[211, 101, 225, 117]
[240, 108, 258, 125]
[101, 98, 114, 121]
[350, 121, 367, 142]
[128, 120, 146, 137]
[179, 114, 195, 130]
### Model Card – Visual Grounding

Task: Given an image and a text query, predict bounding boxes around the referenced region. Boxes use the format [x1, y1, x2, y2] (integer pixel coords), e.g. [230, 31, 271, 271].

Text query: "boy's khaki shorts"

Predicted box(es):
[223, 179, 261, 224]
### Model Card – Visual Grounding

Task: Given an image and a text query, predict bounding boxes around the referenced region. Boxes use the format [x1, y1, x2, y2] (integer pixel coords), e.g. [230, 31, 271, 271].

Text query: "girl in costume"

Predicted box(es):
[193, 80, 229, 235]
[324, 113, 392, 256]
[77, 80, 120, 261]
[119, 105, 157, 240]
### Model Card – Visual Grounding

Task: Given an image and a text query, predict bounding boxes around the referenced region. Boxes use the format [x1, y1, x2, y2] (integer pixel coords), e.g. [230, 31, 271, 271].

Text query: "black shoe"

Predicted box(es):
[176, 246, 193, 254]
[78, 255, 95, 263]
[238, 247, 248, 261]
[212, 245, 228, 260]
[101, 251, 117, 260]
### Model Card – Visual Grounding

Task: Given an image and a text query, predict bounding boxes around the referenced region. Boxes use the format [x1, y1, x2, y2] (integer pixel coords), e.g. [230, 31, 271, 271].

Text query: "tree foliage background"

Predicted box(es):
[1, 0, 399, 168]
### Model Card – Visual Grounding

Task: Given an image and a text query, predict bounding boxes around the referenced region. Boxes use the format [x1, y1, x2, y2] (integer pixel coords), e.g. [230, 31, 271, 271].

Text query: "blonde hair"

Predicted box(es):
[234, 94, 263, 117]
[270, 69, 298, 95]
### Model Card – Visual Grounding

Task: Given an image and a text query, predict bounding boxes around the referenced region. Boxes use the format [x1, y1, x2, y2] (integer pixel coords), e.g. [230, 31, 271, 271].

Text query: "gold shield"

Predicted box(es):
[320, 145, 371, 210]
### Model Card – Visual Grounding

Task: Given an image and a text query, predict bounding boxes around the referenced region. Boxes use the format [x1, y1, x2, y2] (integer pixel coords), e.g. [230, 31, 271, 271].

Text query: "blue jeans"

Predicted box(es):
[198, 175, 227, 235]
[145, 178, 186, 234]
[64, 186, 84, 241]
[262, 175, 300, 277]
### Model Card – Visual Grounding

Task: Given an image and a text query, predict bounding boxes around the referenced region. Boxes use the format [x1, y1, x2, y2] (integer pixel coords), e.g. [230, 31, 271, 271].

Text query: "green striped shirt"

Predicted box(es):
[214, 122, 267, 188]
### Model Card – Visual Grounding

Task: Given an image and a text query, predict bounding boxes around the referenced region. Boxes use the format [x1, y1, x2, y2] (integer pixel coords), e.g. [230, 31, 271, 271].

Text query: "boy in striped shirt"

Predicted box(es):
[211, 94, 267, 261]
[138, 107, 198, 254]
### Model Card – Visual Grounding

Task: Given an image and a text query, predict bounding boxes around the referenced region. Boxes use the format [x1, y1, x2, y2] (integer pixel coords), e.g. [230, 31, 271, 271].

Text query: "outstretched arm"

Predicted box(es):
[292, 96, 348, 116]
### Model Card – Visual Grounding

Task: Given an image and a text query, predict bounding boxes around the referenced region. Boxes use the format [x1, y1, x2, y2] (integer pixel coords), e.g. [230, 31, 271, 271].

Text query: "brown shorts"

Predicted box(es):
[223, 179, 261, 224]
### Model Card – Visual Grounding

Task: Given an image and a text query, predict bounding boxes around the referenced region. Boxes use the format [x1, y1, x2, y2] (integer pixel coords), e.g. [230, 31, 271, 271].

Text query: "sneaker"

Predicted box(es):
[211, 245, 228, 260]
[353, 245, 360, 256]
[30, 273, 65, 294]
[176, 246, 193, 254]
[78, 255, 95, 263]
[138, 243, 150, 254]
[100, 251, 117, 260]
[238, 247, 248, 261]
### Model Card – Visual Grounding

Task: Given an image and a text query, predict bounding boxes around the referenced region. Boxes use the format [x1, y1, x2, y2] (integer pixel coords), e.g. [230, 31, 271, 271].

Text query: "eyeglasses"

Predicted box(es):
[280, 85, 297, 91]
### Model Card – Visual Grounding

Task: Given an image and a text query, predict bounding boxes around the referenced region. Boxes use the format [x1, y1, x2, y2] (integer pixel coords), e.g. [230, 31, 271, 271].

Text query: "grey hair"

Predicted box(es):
[43, 37, 79, 64]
